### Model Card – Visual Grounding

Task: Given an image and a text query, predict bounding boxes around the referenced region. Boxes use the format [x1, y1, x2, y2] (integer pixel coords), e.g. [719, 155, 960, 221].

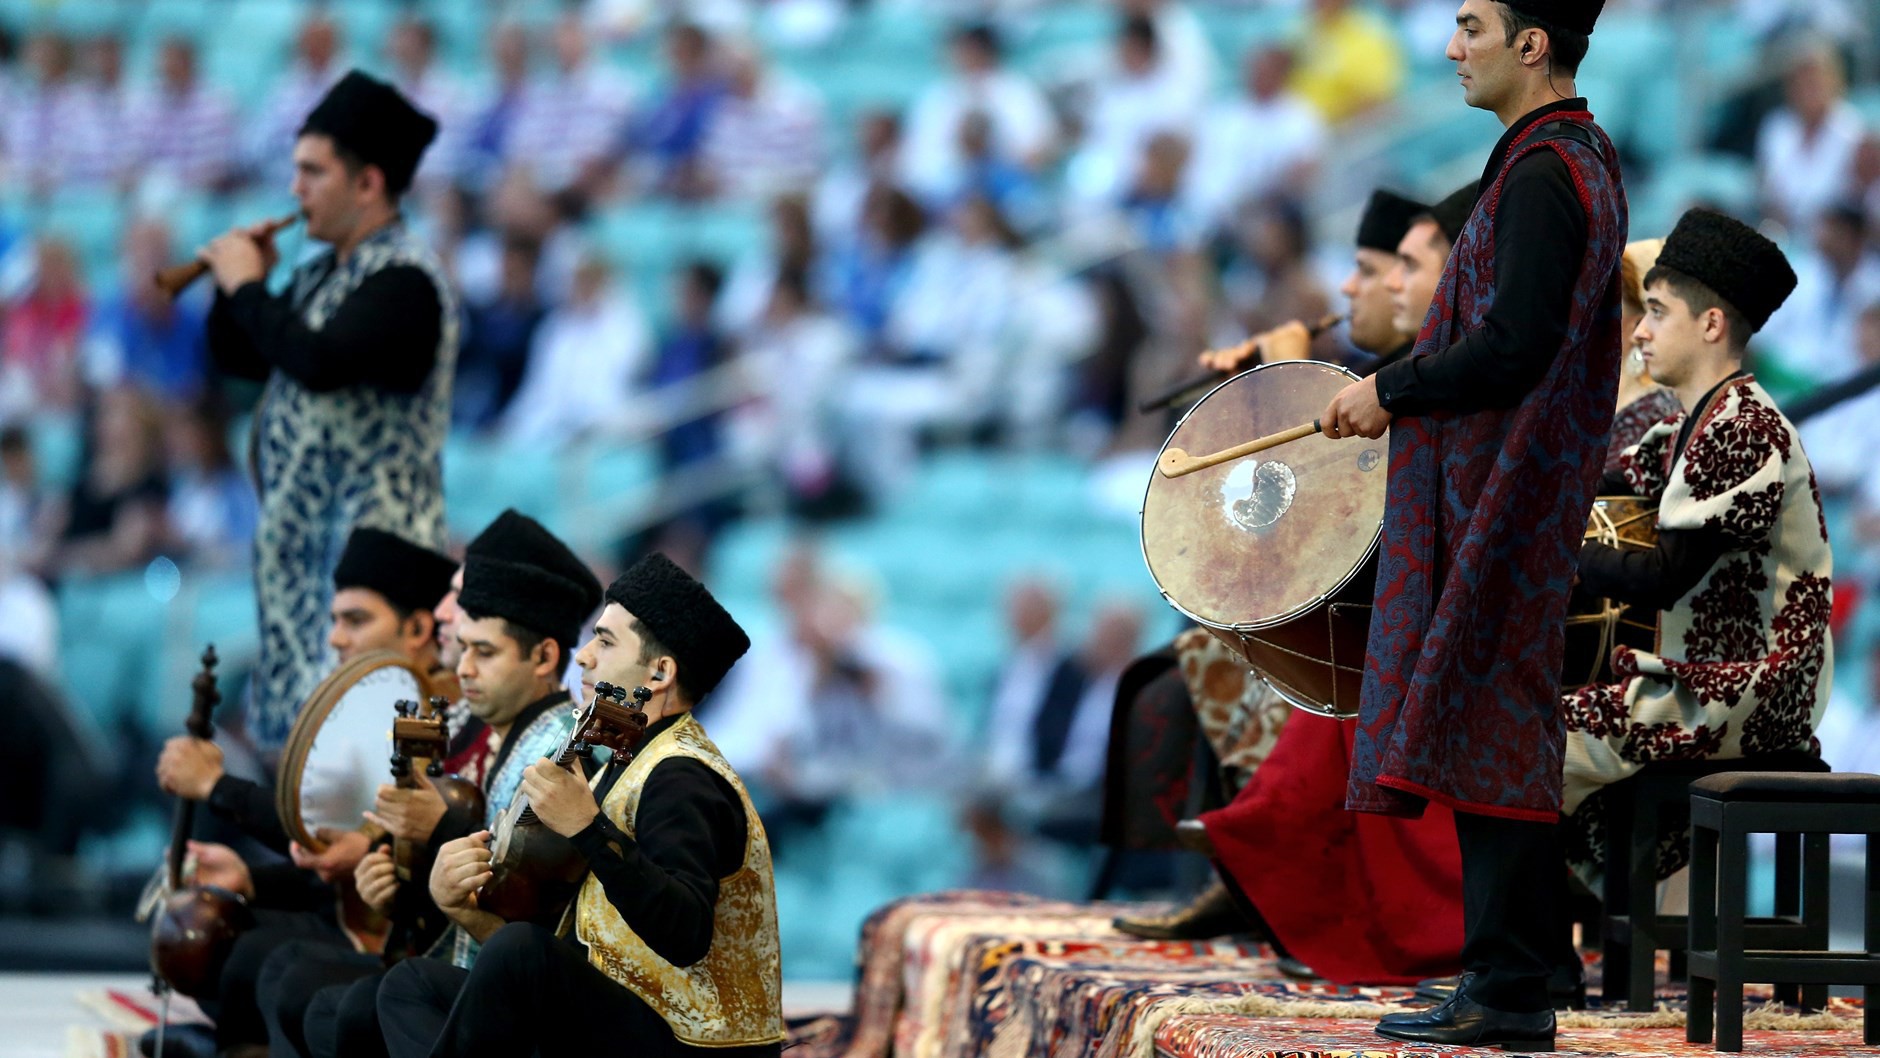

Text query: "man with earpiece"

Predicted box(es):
[376, 553, 783, 1058]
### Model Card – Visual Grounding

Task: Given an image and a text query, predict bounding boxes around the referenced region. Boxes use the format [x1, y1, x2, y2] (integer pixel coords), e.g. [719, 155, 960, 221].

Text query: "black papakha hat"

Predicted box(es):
[457, 509, 602, 657]
[332, 527, 456, 615]
[603, 553, 751, 700]
[1501, 0, 1605, 35]
[1651, 208, 1797, 333]
[1426, 181, 1480, 246]
[299, 69, 439, 196]
[1356, 189, 1427, 253]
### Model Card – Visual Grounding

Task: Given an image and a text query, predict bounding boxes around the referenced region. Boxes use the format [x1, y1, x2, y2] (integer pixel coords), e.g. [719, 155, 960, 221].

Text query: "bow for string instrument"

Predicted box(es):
[478, 682, 649, 926]
[148, 646, 254, 999]
[150, 212, 301, 301]
[1137, 314, 1345, 414]
[382, 697, 487, 961]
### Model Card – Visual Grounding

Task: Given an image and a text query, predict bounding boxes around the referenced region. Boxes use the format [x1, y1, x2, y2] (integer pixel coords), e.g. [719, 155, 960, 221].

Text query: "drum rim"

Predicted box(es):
[1138, 357, 1385, 634]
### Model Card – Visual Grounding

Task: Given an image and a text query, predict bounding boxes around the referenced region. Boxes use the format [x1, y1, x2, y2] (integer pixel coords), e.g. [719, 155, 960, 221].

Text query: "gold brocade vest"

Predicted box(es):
[569, 713, 784, 1047]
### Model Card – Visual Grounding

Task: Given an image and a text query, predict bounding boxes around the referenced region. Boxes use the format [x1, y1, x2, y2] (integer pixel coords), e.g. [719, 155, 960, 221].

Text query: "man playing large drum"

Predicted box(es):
[1319, 0, 1626, 1047]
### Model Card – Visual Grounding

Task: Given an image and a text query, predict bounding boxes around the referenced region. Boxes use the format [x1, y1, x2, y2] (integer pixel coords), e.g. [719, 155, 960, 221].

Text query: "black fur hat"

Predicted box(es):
[1501, 0, 1605, 35]
[457, 510, 601, 656]
[1427, 181, 1479, 247]
[299, 69, 438, 196]
[604, 553, 751, 700]
[1652, 209, 1797, 333]
[1356, 189, 1427, 253]
[332, 527, 455, 615]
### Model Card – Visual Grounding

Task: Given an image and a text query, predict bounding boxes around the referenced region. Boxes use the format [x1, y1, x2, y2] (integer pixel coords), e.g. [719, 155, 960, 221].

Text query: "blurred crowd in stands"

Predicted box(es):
[2, 0, 1880, 965]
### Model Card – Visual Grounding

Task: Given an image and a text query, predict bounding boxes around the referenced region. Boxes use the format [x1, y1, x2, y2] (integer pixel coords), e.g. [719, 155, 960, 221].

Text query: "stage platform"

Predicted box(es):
[782, 892, 1870, 1058]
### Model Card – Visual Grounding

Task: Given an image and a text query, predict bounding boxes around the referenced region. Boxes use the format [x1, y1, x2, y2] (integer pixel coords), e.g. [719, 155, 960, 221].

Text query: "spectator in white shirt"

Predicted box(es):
[3, 32, 83, 194]
[498, 252, 654, 446]
[1764, 202, 1880, 383]
[1067, 15, 1204, 207]
[1799, 300, 1880, 496]
[513, 11, 636, 197]
[1756, 39, 1867, 238]
[248, 13, 345, 188]
[813, 110, 905, 242]
[1118, 0, 1218, 110]
[903, 23, 1057, 204]
[983, 579, 1066, 788]
[1185, 46, 1327, 236]
[698, 43, 826, 202]
[727, 265, 859, 507]
[456, 21, 534, 196]
[131, 37, 237, 192]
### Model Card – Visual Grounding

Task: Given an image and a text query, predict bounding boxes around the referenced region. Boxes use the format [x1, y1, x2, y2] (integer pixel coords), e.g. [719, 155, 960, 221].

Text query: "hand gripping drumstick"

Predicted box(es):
[1158, 419, 1324, 478]
[1136, 314, 1345, 414]
[152, 212, 301, 301]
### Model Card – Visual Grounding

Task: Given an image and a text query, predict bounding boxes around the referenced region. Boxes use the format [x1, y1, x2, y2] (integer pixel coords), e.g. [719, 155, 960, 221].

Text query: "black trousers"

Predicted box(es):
[1455, 810, 1573, 1013]
[305, 968, 389, 1058]
[377, 922, 783, 1058]
[256, 938, 378, 1058]
[208, 909, 339, 1048]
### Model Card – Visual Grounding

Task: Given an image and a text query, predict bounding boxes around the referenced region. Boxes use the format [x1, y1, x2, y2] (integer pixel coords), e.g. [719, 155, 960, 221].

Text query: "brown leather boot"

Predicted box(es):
[1113, 880, 1249, 940]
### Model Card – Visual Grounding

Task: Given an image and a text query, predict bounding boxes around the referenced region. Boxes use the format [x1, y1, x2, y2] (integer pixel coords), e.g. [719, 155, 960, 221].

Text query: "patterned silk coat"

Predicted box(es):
[1563, 377, 1832, 880]
[1347, 108, 1628, 821]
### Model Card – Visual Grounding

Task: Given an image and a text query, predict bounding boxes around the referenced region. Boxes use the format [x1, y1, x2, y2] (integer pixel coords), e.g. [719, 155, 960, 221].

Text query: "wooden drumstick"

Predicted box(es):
[1158, 419, 1323, 478]
[153, 212, 301, 300]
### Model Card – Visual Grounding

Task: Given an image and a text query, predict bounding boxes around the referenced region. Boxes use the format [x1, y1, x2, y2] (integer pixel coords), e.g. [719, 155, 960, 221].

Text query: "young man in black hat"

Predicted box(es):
[1386, 182, 1478, 346]
[1562, 208, 1830, 894]
[276, 510, 601, 1058]
[148, 526, 455, 1058]
[198, 68, 458, 744]
[1316, 0, 1626, 1046]
[377, 553, 782, 1058]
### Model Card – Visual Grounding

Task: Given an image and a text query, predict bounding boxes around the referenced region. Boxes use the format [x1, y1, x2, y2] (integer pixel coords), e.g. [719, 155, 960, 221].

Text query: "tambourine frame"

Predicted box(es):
[275, 651, 436, 853]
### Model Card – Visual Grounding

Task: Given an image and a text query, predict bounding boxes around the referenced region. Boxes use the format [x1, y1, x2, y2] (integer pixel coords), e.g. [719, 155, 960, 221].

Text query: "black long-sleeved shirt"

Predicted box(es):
[1579, 373, 1744, 610]
[1375, 99, 1593, 416]
[207, 262, 443, 393]
[1356, 341, 1414, 379]
[208, 773, 292, 854]
[568, 713, 749, 968]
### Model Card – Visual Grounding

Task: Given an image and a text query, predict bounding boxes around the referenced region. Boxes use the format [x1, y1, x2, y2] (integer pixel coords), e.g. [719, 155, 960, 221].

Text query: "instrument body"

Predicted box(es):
[1562, 495, 1661, 688]
[479, 683, 649, 925]
[149, 646, 254, 997]
[382, 697, 486, 962]
[1141, 361, 1388, 719]
[152, 213, 299, 300]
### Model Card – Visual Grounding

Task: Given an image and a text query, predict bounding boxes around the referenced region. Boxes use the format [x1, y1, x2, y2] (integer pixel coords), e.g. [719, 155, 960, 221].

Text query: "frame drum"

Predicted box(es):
[1140, 360, 1389, 719]
[276, 651, 435, 852]
[1562, 495, 1660, 688]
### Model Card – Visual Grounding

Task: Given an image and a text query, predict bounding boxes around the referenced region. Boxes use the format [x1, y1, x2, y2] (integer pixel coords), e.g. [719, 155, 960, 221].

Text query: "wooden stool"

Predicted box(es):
[1686, 771, 1880, 1050]
[1600, 752, 1829, 1010]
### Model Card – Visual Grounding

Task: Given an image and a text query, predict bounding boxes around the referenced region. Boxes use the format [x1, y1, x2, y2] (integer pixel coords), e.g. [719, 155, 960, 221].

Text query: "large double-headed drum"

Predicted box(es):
[1141, 361, 1388, 719]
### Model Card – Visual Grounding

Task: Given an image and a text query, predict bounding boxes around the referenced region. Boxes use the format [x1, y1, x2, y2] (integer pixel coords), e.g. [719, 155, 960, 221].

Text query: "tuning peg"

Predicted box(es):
[429, 696, 450, 715]
[201, 644, 218, 669]
[594, 681, 617, 699]
[426, 760, 444, 777]
[632, 686, 652, 705]
[608, 684, 628, 702]
[572, 740, 591, 755]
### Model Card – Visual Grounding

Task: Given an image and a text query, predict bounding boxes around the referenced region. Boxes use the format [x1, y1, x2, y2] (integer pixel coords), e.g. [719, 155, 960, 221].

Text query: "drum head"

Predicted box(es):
[1141, 360, 1388, 630]
[276, 652, 433, 851]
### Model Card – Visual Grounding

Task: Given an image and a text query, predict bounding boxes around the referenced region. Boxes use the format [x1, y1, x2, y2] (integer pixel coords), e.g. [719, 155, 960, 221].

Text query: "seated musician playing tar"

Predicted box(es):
[376, 553, 782, 1058]
[1565, 208, 1832, 886]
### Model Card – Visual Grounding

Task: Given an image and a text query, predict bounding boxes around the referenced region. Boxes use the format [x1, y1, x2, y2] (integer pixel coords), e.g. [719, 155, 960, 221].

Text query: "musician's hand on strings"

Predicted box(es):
[430, 831, 492, 914]
[290, 828, 372, 884]
[520, 759, 600, 838]
[355, 846, 399, 915]
[367, 775, 449, 844]
[1321, 376, 1392, 440]
[156, 735, 224, 801]
[199, 231, 269, 294]
[185, 840, 254, 899]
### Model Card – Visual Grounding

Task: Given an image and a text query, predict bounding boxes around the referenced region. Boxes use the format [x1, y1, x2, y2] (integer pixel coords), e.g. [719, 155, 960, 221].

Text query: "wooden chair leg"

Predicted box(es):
[1716, 816, 1748, 1052]
[1687, 814, 1718, 1045]
[1628, 796, 1660, 1010]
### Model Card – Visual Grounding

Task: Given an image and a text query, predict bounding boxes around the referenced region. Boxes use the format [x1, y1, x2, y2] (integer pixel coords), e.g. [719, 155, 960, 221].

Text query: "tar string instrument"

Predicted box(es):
[478, 682, 650, 926]
[382, 697, 486, 962]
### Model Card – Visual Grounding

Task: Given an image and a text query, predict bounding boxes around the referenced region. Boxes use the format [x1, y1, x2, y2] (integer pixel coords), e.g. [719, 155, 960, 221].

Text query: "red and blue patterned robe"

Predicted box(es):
[1347, 108, 1628, 821]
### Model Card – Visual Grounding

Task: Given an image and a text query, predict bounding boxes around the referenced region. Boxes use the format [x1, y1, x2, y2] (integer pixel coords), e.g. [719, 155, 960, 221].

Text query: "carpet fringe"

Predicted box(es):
[1124, 993, 1863, 1058]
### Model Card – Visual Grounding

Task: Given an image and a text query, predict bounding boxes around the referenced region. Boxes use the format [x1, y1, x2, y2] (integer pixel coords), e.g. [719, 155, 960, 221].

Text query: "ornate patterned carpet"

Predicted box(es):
[785, 891, 1871, 1058]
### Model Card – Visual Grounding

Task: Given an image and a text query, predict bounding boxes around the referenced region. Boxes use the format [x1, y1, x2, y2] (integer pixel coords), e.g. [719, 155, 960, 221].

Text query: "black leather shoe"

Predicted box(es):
[137, 1024, 217, 1058]
[1374, 992, 1555, 1052]
[1112, 881, 1248, 940]
[1276, 955, 1321, 981]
